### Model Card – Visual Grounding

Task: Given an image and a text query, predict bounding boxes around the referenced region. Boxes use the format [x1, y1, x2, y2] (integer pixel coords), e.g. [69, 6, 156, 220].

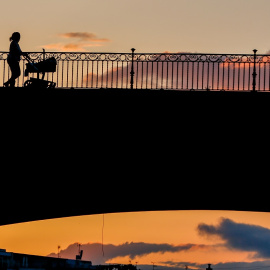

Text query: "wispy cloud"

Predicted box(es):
[197, 218, 270, 259]
[137, 262, 202, 270]
[59, 32, 110, 43]
[159, 261, 203, 270]
[43, 43, 103, 52]
[48, 242, 208, 265]
[42, 32, 110, 52]
[156, 260, 270, 270]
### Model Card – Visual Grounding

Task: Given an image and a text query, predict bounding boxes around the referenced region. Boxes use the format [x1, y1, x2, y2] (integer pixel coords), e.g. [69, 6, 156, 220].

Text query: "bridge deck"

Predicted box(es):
[0, 86, 269, 226]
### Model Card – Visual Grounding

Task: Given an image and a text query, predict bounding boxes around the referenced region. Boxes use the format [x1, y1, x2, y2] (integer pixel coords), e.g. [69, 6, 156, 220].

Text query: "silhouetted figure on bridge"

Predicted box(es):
[4, 32, 28, 87]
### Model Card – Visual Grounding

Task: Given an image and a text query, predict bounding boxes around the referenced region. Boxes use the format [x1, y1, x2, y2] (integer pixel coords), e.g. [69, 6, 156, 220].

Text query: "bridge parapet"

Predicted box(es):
[0, 49, 269, 91]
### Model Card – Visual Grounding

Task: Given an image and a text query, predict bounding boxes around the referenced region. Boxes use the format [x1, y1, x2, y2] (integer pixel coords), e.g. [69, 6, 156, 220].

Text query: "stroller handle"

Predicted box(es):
[23, 53, 33, 63]
[23, 55, 39, 73]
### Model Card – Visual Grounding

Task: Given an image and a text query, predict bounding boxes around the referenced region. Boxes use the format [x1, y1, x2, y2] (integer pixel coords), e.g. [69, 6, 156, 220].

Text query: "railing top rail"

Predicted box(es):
[1, 51, 270, 56]
[2, 51, 269, 64]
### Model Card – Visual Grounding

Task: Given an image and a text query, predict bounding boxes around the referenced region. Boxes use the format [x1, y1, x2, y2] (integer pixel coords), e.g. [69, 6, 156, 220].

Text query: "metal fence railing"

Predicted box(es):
[1, 49, 270, 91]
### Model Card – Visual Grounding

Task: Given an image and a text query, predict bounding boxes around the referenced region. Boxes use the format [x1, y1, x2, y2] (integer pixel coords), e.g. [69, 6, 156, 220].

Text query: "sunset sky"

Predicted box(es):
[1, 2, 270, 267]
[1, 0, 270, 55]
[1, 211, 270, 270]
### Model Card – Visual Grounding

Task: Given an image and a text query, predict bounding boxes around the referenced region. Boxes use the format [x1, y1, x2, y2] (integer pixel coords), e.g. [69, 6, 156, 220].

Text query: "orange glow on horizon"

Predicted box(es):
[1, 210, 270, 267]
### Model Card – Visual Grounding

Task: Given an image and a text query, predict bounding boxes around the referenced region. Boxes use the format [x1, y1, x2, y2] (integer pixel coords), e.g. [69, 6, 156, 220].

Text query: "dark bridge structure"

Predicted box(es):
[0, 48, 269, 91]
[1, 164, 269, 227]
[1, 49, 269, 228]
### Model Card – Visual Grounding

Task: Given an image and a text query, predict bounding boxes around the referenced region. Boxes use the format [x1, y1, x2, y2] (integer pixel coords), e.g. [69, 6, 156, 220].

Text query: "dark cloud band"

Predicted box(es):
[197, 218, 270, 258]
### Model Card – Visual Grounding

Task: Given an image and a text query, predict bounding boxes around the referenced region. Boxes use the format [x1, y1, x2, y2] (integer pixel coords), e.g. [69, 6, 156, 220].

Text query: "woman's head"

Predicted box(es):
[10, 32, 21, 42]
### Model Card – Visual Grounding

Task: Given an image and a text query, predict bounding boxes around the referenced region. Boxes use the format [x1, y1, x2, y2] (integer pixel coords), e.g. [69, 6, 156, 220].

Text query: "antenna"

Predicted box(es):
[102, 214, 105, 257]
[151, 262, 157, 270]
[57, 246, 61, 258]
[77, 243, 81, 253]
[76, 243, 83, 260]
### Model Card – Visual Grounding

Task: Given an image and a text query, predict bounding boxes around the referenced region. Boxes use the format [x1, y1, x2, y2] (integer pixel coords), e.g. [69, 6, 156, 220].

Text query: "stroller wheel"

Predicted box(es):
[24, 80, 32, 88]
[48, 82, 56, 89]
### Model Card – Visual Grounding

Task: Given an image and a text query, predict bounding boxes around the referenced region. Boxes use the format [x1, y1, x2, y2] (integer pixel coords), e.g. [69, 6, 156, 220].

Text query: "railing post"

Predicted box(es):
[43, 48, 45, 60]
[252, 49, 257, 92]
[130, 48, 135, 89]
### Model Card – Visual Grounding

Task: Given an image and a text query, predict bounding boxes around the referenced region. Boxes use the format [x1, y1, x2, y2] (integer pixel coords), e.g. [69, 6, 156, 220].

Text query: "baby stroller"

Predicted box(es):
[24, 56, 57, 88]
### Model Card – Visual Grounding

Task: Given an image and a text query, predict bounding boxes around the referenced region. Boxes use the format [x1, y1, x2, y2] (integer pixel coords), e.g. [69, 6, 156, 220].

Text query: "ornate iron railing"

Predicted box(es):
[1, 49, 270, 91]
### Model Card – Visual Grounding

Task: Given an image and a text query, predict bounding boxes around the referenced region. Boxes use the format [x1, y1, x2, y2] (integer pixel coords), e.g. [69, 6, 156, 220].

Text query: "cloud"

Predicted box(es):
[48, 242, 206, 265]
[59, 32, 110, 43]
[197, 218, 270, 258]
[42, 43, 103, 52]
[119, 260, 270, 270]
[160, 261, 202, 270]
[106, 242, 203, 258]
[158, 260, 270, 270]
[42, 32, 110, 52]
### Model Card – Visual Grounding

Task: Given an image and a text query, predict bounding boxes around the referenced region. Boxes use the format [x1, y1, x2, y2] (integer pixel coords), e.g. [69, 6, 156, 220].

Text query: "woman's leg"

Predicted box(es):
[4, 60, 21, 87]
[9, 61, 21, 87]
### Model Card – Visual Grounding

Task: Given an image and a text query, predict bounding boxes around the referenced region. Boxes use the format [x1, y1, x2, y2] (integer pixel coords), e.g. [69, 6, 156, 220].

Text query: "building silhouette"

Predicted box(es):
[0, 249, 136, 270]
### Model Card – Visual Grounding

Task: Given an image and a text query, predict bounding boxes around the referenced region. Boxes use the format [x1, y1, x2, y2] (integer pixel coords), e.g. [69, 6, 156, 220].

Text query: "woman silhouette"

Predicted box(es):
[4, 32, 28, 87]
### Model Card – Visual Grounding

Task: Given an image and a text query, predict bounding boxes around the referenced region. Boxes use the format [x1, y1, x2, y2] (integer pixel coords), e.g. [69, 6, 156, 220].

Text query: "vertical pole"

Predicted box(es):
[41, 48, 46, 80]
[42, 48, 45, 60]
[130, 48, 135, 89]
[252, 49, 257, 92]
[57, 245, 60, 258]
